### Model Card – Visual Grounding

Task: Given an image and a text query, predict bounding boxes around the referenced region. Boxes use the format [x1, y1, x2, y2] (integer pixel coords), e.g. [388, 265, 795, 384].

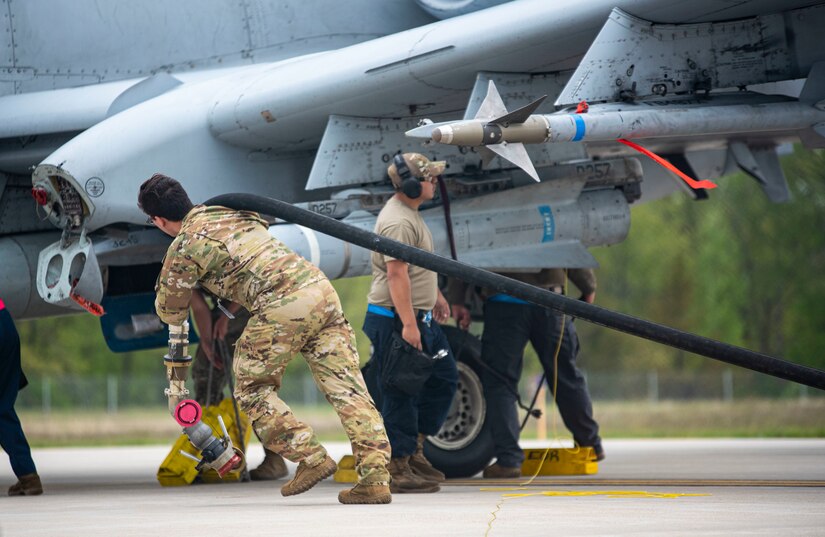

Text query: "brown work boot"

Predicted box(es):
[482, 463, 521, 479]
[8, 473, 43, 496]
[409, 433, 446, 482]
[250, 449, 288, 481]
[388, 457, 440, 493]
[338, 483, 392, 505]
[281, 454, 337, 497]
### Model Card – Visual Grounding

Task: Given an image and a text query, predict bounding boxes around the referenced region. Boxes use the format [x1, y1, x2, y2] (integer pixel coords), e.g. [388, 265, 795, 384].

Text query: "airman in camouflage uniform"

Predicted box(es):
[140, 173, 391, 504]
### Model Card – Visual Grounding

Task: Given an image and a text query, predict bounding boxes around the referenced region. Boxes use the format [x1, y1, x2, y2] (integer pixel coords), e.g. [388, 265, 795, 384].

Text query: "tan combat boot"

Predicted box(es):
[250, 449, 288, 481]
[8, 473, 43, 496]
[338, 483, 392, 504]
[388, 456, 440, 493]
[409, 433, 446, 482]
[281, 454, 337, 496]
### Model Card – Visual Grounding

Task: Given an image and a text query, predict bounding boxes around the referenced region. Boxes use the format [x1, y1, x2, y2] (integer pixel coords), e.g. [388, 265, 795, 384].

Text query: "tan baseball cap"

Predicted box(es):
[387, 153, 447, 187]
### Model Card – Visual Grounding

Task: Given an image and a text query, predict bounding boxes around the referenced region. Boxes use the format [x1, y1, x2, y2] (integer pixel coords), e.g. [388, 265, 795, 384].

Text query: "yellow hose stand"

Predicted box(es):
[335, 447, 597, 483]
[520, 447, 598, 476]
[334, 455, 358, 483]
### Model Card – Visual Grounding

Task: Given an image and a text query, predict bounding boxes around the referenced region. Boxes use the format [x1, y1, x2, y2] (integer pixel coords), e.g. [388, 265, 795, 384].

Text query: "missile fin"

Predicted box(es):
[486, 142, 540, 181]
[799, 123, 825, 149]
[799, 61, 825, 107]
[730, 142, 790, 203]
[474, 80, 509, 120]
[478, 147, 497, 169]
[490, 94, 547, 126]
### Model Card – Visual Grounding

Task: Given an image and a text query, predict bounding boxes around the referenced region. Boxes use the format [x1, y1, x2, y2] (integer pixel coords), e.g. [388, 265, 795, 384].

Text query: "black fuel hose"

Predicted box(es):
[205, 193, 825, 391]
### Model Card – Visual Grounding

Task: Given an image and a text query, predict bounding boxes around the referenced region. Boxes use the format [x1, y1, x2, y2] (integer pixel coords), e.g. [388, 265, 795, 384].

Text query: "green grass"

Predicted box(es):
[16, 398, 825, 448]
[520, 398, 825, 439]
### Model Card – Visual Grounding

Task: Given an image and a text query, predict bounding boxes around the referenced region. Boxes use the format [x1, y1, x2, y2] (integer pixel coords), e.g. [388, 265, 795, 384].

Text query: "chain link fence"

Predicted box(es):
[585, 369, 818, 401]
[15, 368, 821, 413]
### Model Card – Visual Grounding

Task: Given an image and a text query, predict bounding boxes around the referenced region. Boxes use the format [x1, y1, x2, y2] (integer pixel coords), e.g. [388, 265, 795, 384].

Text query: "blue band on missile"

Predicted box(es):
[539, 205, 555, 242]
[572, 114, 586, 141]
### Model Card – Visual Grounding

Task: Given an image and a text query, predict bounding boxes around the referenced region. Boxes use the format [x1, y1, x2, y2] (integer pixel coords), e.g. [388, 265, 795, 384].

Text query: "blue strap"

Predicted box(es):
[367, 303, 434, 324]
[488, 294, 531, 305]
[367, 303, 396, 318]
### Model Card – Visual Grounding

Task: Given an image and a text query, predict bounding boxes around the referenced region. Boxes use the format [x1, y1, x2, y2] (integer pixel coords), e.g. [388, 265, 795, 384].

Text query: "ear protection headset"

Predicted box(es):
[393, 153, 422, 199]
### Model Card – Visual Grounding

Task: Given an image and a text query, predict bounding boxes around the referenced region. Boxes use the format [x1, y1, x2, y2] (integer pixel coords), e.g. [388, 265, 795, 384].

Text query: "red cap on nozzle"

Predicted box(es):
[31, 187, 48, 206]
[174, 399, 202, 427]
[217, 452, 243, 478]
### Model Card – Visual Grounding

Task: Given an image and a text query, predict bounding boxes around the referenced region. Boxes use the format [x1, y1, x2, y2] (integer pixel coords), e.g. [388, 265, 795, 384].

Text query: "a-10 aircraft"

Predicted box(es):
[1, 0, 823, 476]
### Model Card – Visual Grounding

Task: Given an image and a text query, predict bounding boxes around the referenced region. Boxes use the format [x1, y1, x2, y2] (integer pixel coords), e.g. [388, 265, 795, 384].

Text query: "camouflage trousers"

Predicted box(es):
[233, 279, 391, 485]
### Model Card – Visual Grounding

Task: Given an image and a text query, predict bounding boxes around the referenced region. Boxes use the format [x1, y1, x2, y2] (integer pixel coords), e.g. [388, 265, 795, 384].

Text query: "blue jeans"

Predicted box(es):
[0, 309, 37, 478]
[362, 312, 458, 457]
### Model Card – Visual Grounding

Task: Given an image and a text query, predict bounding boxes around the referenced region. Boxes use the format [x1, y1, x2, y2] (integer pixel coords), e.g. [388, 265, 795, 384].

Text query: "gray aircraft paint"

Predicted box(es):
[1, 0, 824, 318]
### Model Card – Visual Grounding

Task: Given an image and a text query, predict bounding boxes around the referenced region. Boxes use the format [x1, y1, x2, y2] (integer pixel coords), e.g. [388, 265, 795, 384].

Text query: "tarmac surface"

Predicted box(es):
[1, 439, 824, 536]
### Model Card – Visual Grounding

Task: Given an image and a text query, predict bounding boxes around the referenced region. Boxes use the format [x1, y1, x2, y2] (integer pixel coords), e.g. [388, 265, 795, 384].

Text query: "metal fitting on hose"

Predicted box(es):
[165, 377, 189, 414]
[164, 321, 192, 364]
[163, 321, 193, 413]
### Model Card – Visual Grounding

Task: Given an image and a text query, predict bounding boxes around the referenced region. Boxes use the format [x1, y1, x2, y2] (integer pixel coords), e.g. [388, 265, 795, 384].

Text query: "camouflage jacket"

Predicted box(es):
[155, 205, 324, 325]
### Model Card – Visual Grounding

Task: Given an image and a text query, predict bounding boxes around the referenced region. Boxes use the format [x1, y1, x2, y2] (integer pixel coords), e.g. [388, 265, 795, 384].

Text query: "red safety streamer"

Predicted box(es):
[617, 138, 717, 190]
[70, 279, 105, 316]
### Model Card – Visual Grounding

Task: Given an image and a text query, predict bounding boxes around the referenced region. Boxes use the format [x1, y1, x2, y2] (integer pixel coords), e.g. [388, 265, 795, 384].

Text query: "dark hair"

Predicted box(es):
[138, 173, 194, 221]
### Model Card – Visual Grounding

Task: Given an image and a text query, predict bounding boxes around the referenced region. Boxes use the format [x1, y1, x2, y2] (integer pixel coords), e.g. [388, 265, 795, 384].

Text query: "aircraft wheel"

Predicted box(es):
[423, 325, 495, 478]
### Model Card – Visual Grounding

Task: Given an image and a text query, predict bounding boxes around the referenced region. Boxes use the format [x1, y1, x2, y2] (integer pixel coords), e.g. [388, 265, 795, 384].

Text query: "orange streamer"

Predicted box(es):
[617, 138, 717, 190]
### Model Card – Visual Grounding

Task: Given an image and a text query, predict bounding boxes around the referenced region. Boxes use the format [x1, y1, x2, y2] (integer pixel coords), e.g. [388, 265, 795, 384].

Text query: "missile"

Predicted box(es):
[415, 99, 825, 146]
[407, 80, 825, 177]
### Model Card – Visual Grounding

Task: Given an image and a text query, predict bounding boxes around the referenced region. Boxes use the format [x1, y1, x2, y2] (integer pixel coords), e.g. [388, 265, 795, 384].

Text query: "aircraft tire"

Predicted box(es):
[423, 325, 495, 478]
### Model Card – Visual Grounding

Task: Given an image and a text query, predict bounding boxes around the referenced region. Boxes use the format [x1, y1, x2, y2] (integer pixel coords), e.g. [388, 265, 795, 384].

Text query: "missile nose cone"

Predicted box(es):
[405, 122, 437, 140]
[404, 121, 454, 143]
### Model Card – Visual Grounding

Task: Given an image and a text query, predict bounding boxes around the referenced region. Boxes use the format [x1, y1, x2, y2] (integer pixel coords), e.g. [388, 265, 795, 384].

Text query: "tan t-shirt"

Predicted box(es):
[367, 197, 438, 310]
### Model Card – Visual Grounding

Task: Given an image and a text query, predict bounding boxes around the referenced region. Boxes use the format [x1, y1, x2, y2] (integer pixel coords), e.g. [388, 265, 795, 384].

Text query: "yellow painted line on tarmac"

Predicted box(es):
[480, 487, 710, 537]
[487, 489, 710, 499]
[447, 478, 825, 488]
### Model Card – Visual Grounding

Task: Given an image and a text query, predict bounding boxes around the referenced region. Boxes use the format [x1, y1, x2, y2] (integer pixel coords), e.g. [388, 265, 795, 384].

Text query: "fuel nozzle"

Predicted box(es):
[174, 400, 244, 478]
[163, 322, 243, 478]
